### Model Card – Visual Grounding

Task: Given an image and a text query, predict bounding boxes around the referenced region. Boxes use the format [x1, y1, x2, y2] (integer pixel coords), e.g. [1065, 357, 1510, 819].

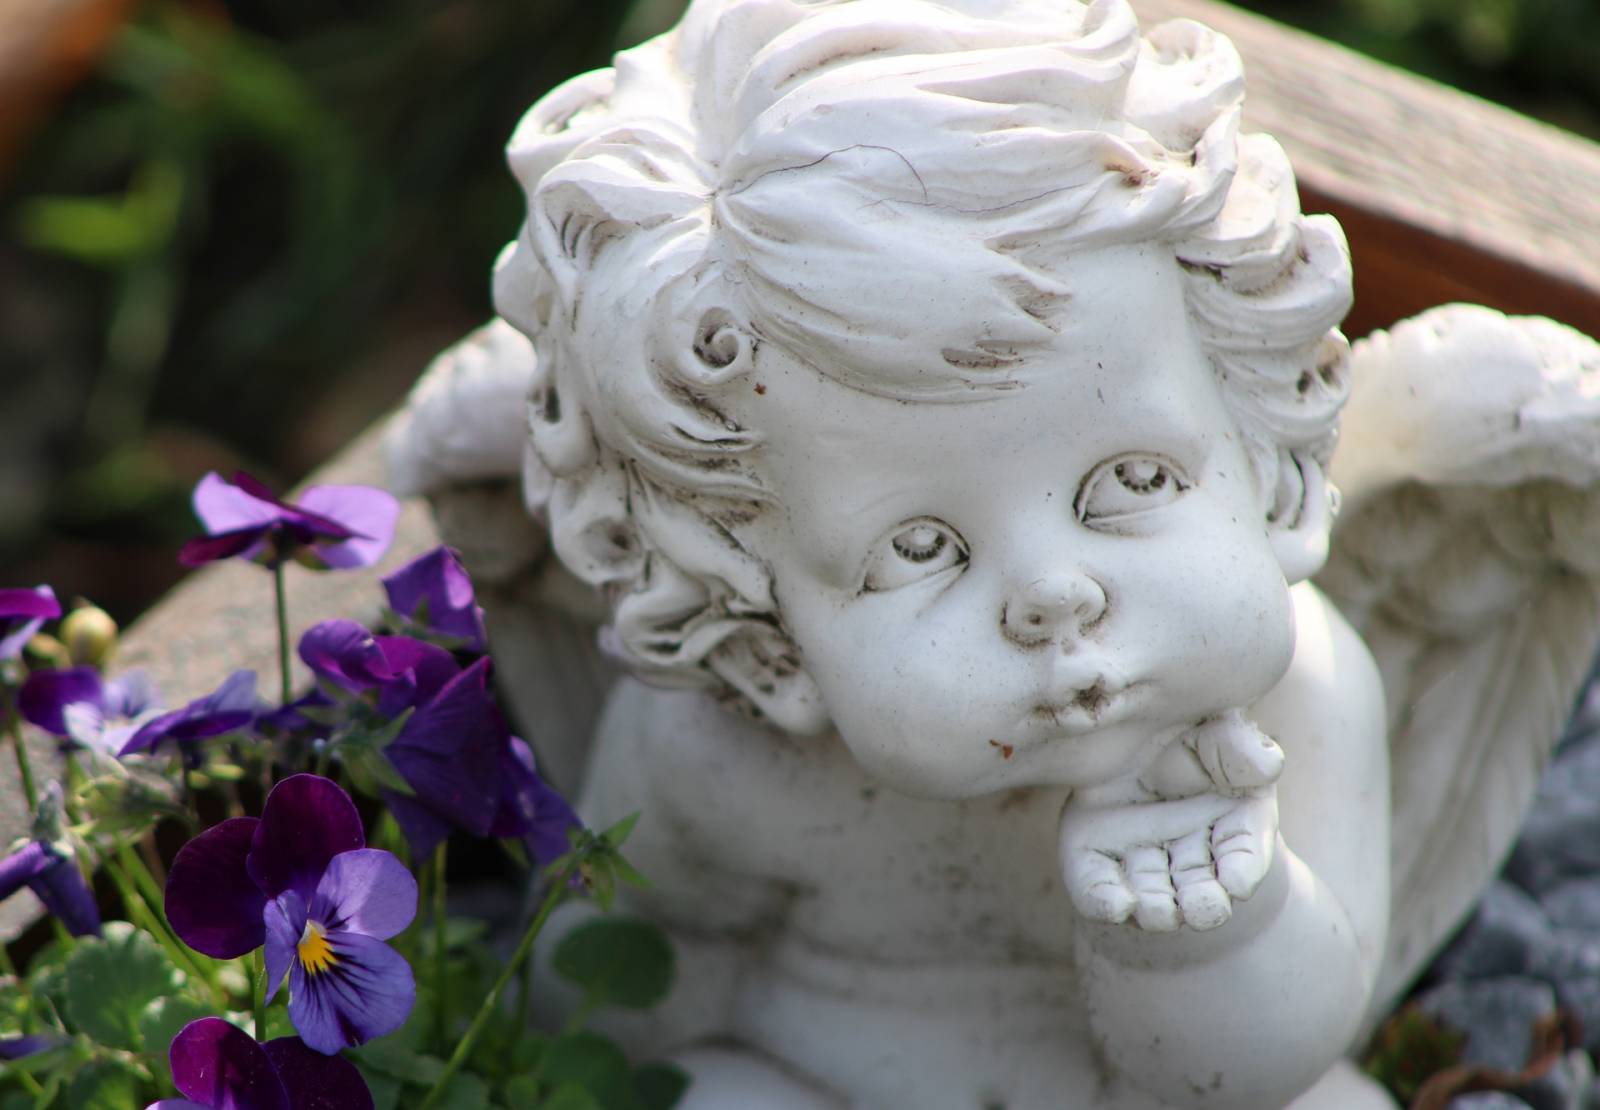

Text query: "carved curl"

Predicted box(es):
[491, 0, 1353, 730]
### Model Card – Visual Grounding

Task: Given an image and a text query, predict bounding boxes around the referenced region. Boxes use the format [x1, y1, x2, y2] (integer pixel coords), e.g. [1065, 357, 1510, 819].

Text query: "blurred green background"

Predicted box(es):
[2, 0, 1597, 627]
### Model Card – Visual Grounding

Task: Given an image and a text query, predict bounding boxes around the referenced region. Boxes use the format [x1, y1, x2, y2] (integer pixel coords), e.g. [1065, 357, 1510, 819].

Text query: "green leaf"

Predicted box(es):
[540, 1032, 643, 1110]
[66, 1058, 145, 1110]
[428, 1071, 489, 1110]
[63, 921, 183, 1050]
[633, 1063, 689, 1110]
[552, 919, 674, 1011]
[363, 1072, 402, 1110]
[138, 995, 215, 1056]
[503, 1073, 541, 1105]
[542, 1084, 606, 1110]
[601, 813, 640, 848]
[351, 1038, 446, 1086]
[340, 741, 416, 799]
[608, 855, 651, 891]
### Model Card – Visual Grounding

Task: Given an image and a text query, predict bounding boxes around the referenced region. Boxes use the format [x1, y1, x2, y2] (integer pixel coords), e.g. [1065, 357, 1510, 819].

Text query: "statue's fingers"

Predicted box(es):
[1187, 711, 1284, 792]
[1170, 828, 1232, 931]
[1066, 849, 1135, 924]
[1125, 845, 1180, 932]
[1212, 797, 1277, 900]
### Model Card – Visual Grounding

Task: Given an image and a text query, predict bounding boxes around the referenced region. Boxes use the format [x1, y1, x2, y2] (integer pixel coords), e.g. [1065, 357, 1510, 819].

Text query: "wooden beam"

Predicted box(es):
[1134, 0, 1600, 339]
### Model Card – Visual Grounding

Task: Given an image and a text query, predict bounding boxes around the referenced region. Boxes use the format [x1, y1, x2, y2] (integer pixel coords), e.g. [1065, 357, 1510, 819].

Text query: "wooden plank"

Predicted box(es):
[1133, 0, 1600, 339]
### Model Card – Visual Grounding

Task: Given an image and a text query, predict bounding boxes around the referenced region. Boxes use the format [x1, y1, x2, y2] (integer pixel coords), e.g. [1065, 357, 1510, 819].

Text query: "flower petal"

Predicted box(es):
[380, 791, 454, 863]
[178, 526, 270, 568]
[382, 547, 486, 652]
[169, 1017, 289, 1110]
[384, 658, 504, 838]
[310, 850, 416, 941]
[372, 637, 460, 717]
[263, 890, 308, 1006]
[494, 738, 582, 868]
[296, 486, 399, 570]
[247, 775, 365, 904]
[0, 842, 56, 900]
[29, 847, 102, 937]
[0, 585, 57, 659]
[17, 666, 104, 737]
[261, 1037, 375, 1109]
[0, 1034, 62, 1060]
[167, 671, 258, 741]
[193, 472, 283, 533]
[298, 621, 393, 693]
[106, 670, 160, 718]
[166, 817, 267, 959]
[287, 932, 415, 1054]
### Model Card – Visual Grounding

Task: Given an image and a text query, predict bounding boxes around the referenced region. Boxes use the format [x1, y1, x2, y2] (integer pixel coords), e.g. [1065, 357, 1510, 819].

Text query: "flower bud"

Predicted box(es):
[23, 633, 71, 670]
[61, 604, 117, 668]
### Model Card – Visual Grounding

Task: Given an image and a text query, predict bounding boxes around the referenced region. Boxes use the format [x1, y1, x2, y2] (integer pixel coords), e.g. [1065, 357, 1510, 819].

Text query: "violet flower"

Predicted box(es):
[164, 774, 416, 1054]
[179, 471, 398, 571]
[493, 736, 582, 869]
[382, 546, 487, 652]
[0, 837, 101, 937]
[0, 586, 58, 660]
[0, 1034, 63, 1060]
[298, 619, 579, 863]
[148, 1017, 372, 1110]
[18, 666, 160, 754]
[117, 671, 257, 761]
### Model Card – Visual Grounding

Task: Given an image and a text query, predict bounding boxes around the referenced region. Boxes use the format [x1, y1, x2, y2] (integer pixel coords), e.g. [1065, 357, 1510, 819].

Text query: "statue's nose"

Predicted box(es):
[1003, 571, 1107, 645]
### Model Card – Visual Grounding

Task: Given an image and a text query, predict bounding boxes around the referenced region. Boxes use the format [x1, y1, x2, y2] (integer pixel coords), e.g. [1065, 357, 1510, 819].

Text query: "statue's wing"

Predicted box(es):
[385, 319, 615, 795]
[1316, 304, 1600, 1026]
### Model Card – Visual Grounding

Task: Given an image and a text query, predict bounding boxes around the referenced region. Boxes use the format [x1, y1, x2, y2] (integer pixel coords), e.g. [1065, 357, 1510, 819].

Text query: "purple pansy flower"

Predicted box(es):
[179, 471, 399, 571]
[147, 1017, 373, 1110]
[298, 619, 579, 862]
[0, 586, 58, 660]
[18, 666, 160, 753]
[0, 836, 101, 937]
[493, 736, 582, 868]
[0, 1034, 63, 1060]
[117, 670, 257, 761]
[164, 775, 416, 1054]
[381, 546, 487, 652]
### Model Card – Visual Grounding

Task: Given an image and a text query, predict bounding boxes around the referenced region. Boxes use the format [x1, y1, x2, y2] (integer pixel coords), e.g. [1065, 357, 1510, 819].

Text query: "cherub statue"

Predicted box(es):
[385, 0, 1600, 1105]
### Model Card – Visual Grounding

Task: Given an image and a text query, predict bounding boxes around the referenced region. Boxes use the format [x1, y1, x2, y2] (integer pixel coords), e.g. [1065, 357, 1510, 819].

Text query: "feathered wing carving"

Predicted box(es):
[1317, 304, 1600, 1028]
[384, 319, 615, 795]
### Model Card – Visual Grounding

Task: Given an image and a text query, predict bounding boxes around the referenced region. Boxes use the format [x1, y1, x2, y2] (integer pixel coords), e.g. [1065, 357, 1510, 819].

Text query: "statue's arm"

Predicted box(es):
[1073, 585, 1388, 1109]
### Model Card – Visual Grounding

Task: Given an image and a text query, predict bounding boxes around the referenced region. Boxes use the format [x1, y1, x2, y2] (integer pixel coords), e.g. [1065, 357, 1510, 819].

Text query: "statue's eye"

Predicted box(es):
[863, 519, 968, 592]
[1075, 454, 1190, 524]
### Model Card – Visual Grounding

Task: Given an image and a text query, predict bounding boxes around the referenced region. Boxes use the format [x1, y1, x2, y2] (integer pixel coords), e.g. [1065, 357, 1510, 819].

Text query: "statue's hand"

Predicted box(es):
[1059, 785, 1279, 932]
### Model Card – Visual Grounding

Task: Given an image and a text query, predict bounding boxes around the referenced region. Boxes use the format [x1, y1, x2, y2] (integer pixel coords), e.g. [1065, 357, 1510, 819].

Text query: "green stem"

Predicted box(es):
[431, 843, 448, 1049]
[5, 713, 38, 814]
[254, 949, 267, 1042]
[274, 563, 292, 707]
[416, 866, 575, 1110]
[115, 841, 221, 997]
[102, 856, 214, 997]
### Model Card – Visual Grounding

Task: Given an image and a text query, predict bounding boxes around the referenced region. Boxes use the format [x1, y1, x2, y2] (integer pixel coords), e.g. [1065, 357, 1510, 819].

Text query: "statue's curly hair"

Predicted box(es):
[491, 0, 1353, 732]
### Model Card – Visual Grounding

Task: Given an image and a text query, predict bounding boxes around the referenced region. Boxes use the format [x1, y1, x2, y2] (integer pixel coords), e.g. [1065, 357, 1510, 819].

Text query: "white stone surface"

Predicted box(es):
[388, 1, 1600, 1105]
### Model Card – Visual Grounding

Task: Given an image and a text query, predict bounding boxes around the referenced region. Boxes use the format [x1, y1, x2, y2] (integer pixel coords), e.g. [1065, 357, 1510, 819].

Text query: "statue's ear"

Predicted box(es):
[1268, 450, 1336, 585]
[709, 625, 831, 737]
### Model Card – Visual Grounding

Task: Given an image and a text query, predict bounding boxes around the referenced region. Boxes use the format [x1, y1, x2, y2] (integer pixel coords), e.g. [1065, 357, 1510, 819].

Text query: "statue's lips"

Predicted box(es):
[1024, 669, 1141, 738]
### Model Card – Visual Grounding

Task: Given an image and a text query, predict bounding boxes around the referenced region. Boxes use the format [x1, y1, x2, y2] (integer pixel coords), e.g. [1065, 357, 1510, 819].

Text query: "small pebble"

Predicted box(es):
[1415, 977, 1560, 1073]
[1449, 1094, 1534, 1110]
[1432, 881, 1554, 982]
[1542, 880, 1600, 933]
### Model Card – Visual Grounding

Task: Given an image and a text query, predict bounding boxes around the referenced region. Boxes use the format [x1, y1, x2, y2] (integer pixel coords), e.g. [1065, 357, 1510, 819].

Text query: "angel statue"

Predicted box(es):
[385, 0, 1600, 1105]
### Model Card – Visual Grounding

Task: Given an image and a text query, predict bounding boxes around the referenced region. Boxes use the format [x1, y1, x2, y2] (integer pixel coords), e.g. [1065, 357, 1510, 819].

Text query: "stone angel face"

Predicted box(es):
[732, 245, 1305, 799]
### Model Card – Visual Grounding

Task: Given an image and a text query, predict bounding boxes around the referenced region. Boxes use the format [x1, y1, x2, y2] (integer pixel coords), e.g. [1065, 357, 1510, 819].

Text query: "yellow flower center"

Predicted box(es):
[297, 920, 338, 976]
